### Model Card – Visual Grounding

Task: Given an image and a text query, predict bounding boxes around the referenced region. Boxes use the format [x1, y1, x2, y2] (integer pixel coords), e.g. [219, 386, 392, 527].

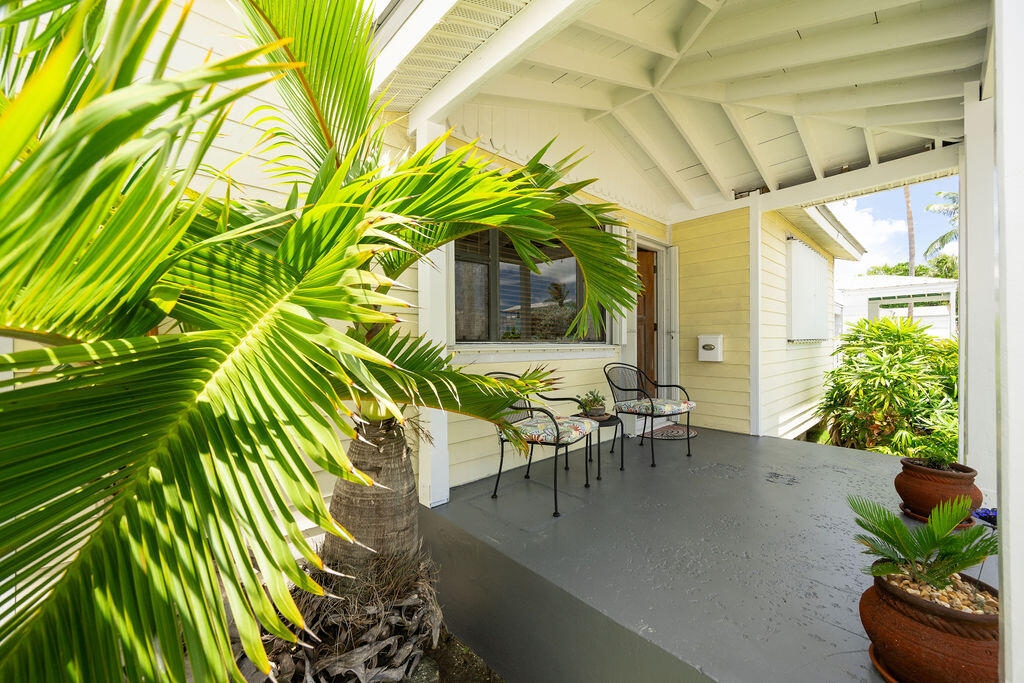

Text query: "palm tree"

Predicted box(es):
[234, 0, 640, 577]
[547, 281, 570, 306]
[925, 190, 960, 259]
[0, 1, 640, 681]
[904, 185, 916, 319]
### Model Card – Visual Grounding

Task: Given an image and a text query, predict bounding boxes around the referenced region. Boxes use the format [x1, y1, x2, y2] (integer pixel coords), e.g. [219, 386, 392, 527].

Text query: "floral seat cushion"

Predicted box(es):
[614, 398, 696, 416]
[513, 416, 597, 444]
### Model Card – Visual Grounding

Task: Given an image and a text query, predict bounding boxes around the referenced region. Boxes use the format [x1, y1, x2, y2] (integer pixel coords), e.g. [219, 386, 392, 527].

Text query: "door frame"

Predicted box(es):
[621, 233, 680, 435]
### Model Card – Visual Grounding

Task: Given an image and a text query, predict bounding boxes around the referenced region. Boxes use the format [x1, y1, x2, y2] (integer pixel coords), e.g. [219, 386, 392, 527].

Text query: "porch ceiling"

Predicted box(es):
[381, 0, 990, 219]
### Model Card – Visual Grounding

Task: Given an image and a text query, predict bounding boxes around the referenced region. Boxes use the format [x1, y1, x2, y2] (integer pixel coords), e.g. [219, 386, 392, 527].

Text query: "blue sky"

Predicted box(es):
[826, 175, 959, 288]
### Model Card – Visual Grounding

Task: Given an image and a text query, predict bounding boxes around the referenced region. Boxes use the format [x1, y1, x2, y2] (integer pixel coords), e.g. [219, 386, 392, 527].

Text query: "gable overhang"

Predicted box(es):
[776, 205, 865, 261]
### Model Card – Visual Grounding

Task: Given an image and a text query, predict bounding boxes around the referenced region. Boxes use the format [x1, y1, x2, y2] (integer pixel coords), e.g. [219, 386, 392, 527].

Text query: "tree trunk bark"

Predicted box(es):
[320, 419, 419, 573]
[904, 185, 916, 320]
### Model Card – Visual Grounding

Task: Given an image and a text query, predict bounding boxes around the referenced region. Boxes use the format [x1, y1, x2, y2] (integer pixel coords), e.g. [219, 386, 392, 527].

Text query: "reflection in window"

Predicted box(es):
[454, 230, 605, 343]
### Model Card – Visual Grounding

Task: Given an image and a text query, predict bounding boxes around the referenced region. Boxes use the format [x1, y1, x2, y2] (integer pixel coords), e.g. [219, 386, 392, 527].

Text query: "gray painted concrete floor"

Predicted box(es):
[428, 429, 998, 683]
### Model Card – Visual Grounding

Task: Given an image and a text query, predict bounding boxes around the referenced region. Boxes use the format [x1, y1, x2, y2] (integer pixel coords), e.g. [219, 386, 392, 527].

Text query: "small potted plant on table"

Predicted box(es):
[882, 411, 983, 527]
[576, 389, 607, 417]
[849, 494, 999, 683]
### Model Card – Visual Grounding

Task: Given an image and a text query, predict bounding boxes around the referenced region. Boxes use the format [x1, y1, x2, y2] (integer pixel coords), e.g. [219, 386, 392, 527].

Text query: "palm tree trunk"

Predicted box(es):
[904, 185, 916, 320]
[320, 419, 419, 573]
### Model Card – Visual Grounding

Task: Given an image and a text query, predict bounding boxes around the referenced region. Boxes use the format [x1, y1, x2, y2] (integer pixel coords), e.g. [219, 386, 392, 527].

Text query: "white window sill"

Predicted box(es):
[452, 343, 618, 364]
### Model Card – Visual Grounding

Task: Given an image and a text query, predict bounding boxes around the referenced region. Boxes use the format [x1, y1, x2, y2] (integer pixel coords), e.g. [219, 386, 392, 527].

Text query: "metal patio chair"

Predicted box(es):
[603, 362, 695, 467]
[486, 371, 597, 517]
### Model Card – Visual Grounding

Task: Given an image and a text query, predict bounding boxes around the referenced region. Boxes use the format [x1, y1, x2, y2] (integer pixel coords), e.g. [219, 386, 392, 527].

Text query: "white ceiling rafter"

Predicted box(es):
[653, 0, 723, 88]
[594, 116, 681, 207]
[824, 99, 965, 129]
[793, 116, 824, 180]
[864, 129, 879, 166]
[584, 87, 649, 122]
[575, 3, 678, 58]
[721, 104, 779, 192]
[665, 0, 990, 90]
[744, 70, 980, 117]
[670, 36, 987, 104]
[654, 92, 733, 202]
[524, 42, 652, 90]
[690, 0, 920, 54]
[477, 74, 613, 110]
[610, 106, 697, 209]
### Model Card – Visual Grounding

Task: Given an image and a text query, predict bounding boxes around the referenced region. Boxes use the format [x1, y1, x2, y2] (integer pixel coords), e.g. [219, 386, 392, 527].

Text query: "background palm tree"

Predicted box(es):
[0, 1, 640, 680]
[925, 190, 960, 259]
[904, 185, 916, 319]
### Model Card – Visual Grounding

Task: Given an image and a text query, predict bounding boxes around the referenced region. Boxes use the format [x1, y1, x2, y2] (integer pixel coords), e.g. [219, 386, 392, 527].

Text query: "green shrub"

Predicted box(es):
[819, 318, 959, 467]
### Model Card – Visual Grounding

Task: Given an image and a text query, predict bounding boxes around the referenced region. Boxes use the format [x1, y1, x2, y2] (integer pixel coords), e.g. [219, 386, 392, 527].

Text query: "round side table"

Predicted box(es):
[575, 412, 625, 477]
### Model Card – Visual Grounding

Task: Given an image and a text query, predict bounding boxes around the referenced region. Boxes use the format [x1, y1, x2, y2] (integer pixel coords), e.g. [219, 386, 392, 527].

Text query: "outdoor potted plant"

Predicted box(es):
[849, 495, 999, 682]
[885, 410, 983, 527]
[576, 389, 608, 417]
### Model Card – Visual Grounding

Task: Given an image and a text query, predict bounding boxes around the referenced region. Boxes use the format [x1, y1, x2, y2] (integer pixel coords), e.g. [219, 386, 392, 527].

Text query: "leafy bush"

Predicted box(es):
[819, 318, 959, 467]
[848, 495, 997, 588]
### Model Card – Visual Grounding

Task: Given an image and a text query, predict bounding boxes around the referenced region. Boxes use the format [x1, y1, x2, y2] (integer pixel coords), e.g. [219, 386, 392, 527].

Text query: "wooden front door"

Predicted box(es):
[636, 249, 657, 383]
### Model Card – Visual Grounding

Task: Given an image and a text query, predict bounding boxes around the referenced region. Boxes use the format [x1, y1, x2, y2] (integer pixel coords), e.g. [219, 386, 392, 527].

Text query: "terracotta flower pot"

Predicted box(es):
[860, 570, 998, 683]
[894, 458, 982, 527]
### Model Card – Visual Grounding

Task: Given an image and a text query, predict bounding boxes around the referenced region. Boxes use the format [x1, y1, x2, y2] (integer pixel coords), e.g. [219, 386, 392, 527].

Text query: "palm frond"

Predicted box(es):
[848, 494, 997, 587]
[0, 7, 295, 344]
[234, 0, 383, 195]
[924, 227, 959, 260]
[367, 138, 641, 338]
[353, 329, 556, 449]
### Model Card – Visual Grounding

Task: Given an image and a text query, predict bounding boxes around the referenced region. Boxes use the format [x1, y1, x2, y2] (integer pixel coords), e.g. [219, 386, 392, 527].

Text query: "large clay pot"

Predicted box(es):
[860, 570, 998, 682]
[894, 458, 982, 526]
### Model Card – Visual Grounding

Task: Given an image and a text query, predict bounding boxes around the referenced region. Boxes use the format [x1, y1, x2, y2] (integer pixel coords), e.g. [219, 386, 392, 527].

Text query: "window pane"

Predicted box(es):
[454, 260, 489, 341]
[498, 234, 588, 341]
[452, 229, 607, 343]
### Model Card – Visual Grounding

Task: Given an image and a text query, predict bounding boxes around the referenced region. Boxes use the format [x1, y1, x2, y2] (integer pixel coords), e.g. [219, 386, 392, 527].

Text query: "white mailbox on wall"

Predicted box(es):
[698, 334, 723, 362]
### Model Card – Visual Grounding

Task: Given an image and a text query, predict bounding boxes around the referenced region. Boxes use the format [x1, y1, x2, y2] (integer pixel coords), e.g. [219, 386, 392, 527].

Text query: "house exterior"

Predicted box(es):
[838, 275, 959, 339]
[40, 1, 1019, 673]
[103, 0, 1011, 510]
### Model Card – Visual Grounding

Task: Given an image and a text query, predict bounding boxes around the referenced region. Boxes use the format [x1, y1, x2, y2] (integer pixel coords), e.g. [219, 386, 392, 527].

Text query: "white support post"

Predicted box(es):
[996, 0, 1024, 678]
[960, 81, 997, 498]
[415, 121, 451, 508]
[748, 196, 762, 436]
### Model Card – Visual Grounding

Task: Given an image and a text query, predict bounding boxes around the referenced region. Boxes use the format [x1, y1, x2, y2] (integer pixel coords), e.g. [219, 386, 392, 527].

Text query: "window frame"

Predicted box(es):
[452, 228, 608, 345]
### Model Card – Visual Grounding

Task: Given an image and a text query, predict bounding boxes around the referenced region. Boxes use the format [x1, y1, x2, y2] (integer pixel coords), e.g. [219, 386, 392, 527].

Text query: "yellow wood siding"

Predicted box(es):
[671, 209, 750, 433]
[759, 211, 834, 438]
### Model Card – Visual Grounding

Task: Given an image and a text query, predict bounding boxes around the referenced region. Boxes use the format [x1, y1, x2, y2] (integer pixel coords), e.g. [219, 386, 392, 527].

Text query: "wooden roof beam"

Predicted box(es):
[722, 104, 779, 191]
[666, 0, 989, 89]
[793, 116, 824, 180]
[654, 93, 733, 202]
[524, 42, 652, 90]
[743, 70, 979, 116]
[575, 3, 678, 58]
[685, 36, 987, 104]
[611, 107, 697, 209]
[653, 0, 723, 88]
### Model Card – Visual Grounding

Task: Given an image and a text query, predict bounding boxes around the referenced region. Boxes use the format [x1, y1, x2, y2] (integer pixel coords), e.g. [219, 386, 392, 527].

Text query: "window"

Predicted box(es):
[454, 230, 606, 343]
[786, 237, 829, 341]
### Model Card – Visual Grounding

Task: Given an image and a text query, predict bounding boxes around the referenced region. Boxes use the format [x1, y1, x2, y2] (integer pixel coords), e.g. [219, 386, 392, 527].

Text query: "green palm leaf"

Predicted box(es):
[234, 0, 382, 196]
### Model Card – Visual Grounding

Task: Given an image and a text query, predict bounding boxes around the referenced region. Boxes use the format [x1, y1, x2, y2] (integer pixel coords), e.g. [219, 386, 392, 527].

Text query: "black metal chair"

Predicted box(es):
[603, 362, 695, 467]
[486, 371, 597, 517]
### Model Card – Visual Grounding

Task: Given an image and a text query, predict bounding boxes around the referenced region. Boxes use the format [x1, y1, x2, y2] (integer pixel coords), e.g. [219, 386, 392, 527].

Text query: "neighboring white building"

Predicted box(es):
[838, 276, 958, 339]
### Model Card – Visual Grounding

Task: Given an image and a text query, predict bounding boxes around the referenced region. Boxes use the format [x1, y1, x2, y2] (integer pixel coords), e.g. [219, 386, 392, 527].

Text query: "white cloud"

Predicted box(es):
[827, 198, 909, 288]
